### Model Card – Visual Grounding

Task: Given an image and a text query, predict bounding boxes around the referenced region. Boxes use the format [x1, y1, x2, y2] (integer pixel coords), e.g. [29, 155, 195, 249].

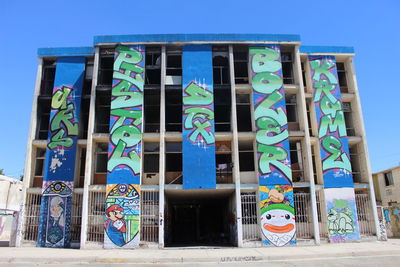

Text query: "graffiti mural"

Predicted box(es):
[309, 55, 360, 242]
[377, 206, 388, 241]
[37, 57, 85, 248]
[324, 188, 360, 242]
[249, 45, 296, 246]
[105, 45, 145, 248]
[182, 45, 216, 189]
[259, 185, 296, 246]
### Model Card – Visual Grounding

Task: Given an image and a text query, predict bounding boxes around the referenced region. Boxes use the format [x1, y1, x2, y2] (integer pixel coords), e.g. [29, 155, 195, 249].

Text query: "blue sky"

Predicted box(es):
[0, 0, 399, 178]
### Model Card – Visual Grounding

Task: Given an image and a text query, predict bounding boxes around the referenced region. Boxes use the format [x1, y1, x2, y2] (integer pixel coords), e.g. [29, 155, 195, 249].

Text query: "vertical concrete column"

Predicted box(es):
[229, 45, 243, 247]
[158, 46, 166, 247]
[80, 47, 100, 249]
[17, 58, 43, 247]
[293, 46, 320, 244]
[346, 57, 380, 239]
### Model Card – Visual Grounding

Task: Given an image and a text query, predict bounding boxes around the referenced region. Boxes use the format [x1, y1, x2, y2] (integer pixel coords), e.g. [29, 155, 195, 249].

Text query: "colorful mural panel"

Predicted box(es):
[37, 57, 85, 248]
[249, 45, 296, 246]
[259, 185, 296, 246]
[324, 188, 360, 242]
[309, 55, 360, 242]
[182, 45, 216, 189]
[105, 45, 145, 248]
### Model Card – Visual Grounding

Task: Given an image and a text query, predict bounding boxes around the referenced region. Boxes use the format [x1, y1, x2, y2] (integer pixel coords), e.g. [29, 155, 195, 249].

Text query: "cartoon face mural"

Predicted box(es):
[105, 45, 145, 248]
[250, 45, 296, 247]
[324, 188, 360, 242]
[37, 57, 85, 248]
[182, 45, 216, 189]
[104, 184, 140, 247]
[259, 185, 296, 246]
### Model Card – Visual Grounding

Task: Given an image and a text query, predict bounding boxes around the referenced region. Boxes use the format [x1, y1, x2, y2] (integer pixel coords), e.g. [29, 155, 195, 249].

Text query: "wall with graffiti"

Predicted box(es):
[182, 45, 216, 189]
[37, 57, 85, 248]
[309, 55, 360, 242]
[104, 45, 145, 248]
[250, 45, 296, 246]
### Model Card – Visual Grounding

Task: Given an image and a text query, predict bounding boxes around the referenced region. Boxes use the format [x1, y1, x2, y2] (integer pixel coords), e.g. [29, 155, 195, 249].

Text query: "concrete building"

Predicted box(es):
[18, 34, 380, 249]
[373, 166, 400, 207]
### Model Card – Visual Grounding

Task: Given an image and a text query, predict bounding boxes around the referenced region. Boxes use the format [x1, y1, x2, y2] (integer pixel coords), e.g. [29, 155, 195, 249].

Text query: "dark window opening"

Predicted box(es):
[281, 52, 294, 84]
[336, 62, 348, 93]
[290, 141, 304, 182]
[384, 171, 394, 186]
[144, 88, 160, 132]
[343, 102, 355, 136]
[286, 95, 299, 131]
[301, 62, 307, 87]
[306, 102, 312, 136]
[311, 149, 318, 185]
[83, 58, 94, 96]
[215, 88, 231, 131]
[33, 148, 46, 187]
[166, 142, 182, 184]
[79, 97, 90, 139]
[144, 142, 160, 173]
[236, 94, 252, 132]
[95, 89, 111, 133]
[36, 97, 51, 139]
[349, 146, 361, 183]
[78, 148, 86, 188]
[98, 48, 114, 86]
[166, 47, 182, 85]
[145, 47, 161, 85]
[213, 46, 230, 85]
[216, 141, 232, 183]
[233, 46, 248, 84]
[40, 59, 56, 96]
[166, 89, 182, 131]
[94, 143, 108, 184]
[239, 141, 255, 172]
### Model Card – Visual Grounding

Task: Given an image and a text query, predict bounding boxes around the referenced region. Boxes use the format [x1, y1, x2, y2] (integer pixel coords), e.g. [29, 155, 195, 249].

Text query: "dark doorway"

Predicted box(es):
[165, 191, 235, 247]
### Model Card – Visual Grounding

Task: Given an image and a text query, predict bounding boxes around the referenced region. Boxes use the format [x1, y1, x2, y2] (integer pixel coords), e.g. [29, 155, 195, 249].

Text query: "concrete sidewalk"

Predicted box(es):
[1, 240, 400, 266]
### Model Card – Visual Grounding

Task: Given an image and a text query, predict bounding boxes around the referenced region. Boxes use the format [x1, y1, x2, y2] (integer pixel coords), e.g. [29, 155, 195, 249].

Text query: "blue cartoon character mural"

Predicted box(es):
[105, 204, 127, 247]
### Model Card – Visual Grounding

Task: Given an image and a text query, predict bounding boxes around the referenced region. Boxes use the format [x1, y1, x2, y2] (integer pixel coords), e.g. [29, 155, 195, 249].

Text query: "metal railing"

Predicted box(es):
[294, 192, 313, 239]
[141, 191, 159, 243]
[316, 190, 328, 238]
[23, 192, 41, 241]
[87, 190, 105, 242]
[355, 192, 375, 237]
[71, 191, 83, 243]
[241, 192, 260, 241]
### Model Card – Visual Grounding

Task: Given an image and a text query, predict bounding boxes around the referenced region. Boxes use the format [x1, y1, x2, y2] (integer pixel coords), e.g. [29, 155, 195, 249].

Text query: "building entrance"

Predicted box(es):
[165, 190, 235, 247]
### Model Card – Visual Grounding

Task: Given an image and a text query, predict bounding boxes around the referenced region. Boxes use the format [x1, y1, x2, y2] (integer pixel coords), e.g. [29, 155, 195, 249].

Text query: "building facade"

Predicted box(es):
[18, 34, 380, 249]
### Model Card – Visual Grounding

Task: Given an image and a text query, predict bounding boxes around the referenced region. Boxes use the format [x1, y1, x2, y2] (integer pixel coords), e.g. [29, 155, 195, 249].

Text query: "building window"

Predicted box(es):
[36, 97, 51, 139]
[144, 88, 160, 133]
[83, 58, 94, 96]
[33, 148, 46, 187]
[301, 61, 307, 88]
[97, 48, 114, 86]
[306, 101, 312, 136]
[40, 59, 56, 96]
[165, 142, 182, 184]
[343, 102, 355, 136]
[165, 89, 182, 132]
[212, 46, 230, 85]
[216, 141, 232, 183]
[349, 146, 361, 183]
[233, 46, 248, 84]
[77, 148, 86, 188]
[336, 62, 348, 93]
[95, 89, 111, 133]
[145, 46, 161, 85]
[143, 142, 160, 173]
[236, 93, 252, 132]
[215, 88, 231, 131]
[286, 95, 299, 131]
[166, 47, 182, 86]
[94, 143, 108, 184]
[384, 171, 394, 186]
[290, 141, 304, 182]
[281, 52, 294, 84]
[239, 141, 254, 172]
[311, 147, 319, 185]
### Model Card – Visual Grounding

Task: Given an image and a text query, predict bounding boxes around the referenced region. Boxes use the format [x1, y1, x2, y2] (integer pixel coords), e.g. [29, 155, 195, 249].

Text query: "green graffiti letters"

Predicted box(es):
[108, 46, 144, 175]
[183, 81, 215, 145]
[48, 86, 78, 149]
[310, 56, 352, 173]
[250, 45, 291, 181]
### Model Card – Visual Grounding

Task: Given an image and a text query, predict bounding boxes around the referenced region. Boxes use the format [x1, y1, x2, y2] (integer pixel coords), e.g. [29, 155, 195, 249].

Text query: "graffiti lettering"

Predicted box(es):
[48, 86, 78, 149]
[321, 136, 351, 171]
[107, 45, 144, 175]
[183, 81, 215, 145]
